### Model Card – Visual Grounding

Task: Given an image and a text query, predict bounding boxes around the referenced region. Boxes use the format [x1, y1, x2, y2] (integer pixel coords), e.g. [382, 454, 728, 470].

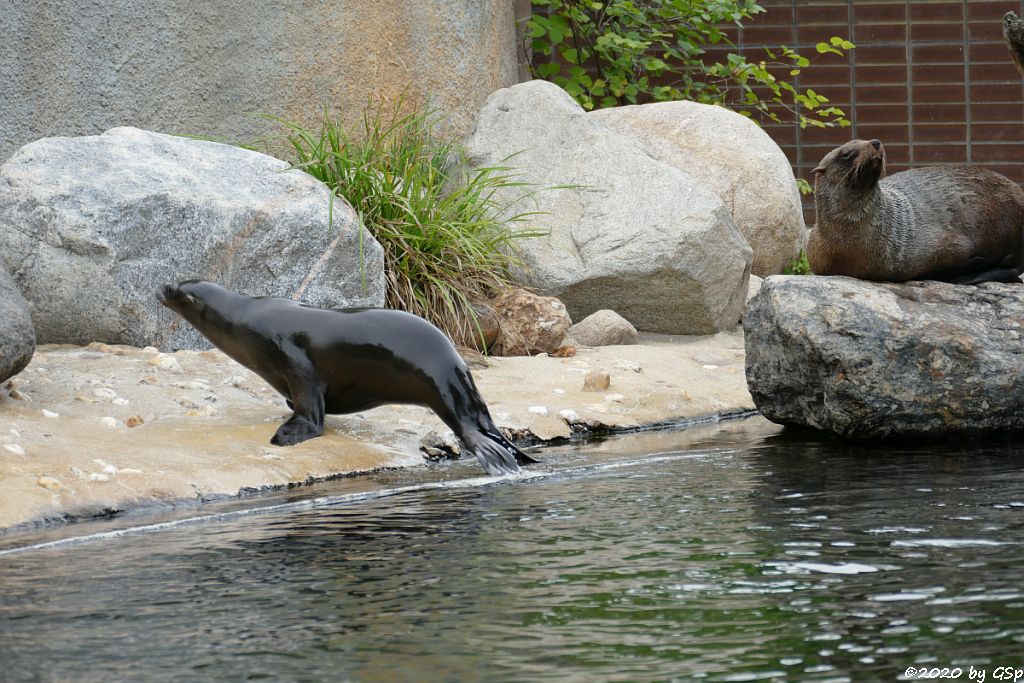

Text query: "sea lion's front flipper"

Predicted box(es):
[271, 357, 326, 447]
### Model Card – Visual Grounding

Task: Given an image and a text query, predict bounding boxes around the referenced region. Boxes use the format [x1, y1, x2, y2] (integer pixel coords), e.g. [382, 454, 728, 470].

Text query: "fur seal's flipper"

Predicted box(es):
[950, 267, 1023, 286]
[158, 280, 540, 476]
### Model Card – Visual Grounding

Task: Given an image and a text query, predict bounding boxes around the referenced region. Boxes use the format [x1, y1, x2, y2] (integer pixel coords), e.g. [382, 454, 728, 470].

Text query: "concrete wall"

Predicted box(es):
[0, 1, 524, 160]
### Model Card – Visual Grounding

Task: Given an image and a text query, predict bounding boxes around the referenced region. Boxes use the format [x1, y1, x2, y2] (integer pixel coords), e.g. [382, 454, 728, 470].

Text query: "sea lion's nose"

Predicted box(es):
[157, 283, 176, 304]
[870, 139, 881, 150]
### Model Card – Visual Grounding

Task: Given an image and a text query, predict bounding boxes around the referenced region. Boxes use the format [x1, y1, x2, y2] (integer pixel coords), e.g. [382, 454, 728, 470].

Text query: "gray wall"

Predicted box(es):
[0, 1, 524, 160]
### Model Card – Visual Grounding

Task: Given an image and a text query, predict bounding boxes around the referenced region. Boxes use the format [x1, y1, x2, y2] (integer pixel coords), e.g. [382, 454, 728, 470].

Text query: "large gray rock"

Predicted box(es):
[592, 101, 806, 277]
[0, 127, 385, 350]
[0, 266, 34, 383]
[744, 275, 1024, 437]
[463, 80, 752, 335]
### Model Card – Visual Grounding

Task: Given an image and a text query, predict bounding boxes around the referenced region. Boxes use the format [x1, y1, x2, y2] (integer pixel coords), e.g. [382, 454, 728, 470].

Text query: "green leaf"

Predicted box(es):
[547, 14, 570, 44]
[529, 16, 548, 38]
[537, 62, 561, 78]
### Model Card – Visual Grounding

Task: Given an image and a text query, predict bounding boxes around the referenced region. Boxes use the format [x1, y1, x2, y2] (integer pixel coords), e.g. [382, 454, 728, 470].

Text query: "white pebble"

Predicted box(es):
[702, 364, 719, 370]
[186, 404, 219, 417]
[41, 409, 59, 419]
[604, 393, 625, 403]
[88, 473, 110, 482]
[148, 354, 181, 371]
[92, 387, 118, 400]
[527, 406, 549, 416]
[118, 468, 143, 475]
[100, 416, 119, 428]
[9, 428, 21, 438]
[112, 397, 130, 406]
[93, 458, 118, 475]
[173, 380, 211, 391]
[3, 443, 26, 456]
[552, 388, 566, 395]
[37, 476, 67, 492]
[558, 409, 580, 424]
[142, 346, 160, 353]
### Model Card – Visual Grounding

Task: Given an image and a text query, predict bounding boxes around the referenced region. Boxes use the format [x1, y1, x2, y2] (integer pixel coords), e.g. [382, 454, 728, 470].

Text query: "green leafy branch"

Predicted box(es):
[527, 0, 853, 129]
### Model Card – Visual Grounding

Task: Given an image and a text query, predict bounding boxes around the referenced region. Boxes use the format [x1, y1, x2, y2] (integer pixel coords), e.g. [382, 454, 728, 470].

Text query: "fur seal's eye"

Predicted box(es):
[185, 294, 198, 305]
[840, 150, 857, 161]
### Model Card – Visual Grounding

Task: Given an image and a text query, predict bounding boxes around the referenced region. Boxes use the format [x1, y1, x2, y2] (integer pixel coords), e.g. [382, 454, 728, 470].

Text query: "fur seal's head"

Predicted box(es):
[811, 139, 886, 194]
[157, 280, 238, 331]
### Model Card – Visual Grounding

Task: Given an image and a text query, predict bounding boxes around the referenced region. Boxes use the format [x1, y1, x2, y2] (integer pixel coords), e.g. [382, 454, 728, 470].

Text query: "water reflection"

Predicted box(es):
[1, 417, 1023, 682]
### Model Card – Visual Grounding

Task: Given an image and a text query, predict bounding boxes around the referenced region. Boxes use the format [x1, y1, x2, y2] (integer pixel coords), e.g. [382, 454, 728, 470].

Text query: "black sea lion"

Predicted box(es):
[157, 280, 537, 475]
[808, 138, 1024, 285]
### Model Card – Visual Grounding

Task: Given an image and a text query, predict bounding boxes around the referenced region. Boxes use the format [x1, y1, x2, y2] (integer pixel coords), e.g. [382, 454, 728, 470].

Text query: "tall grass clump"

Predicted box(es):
[264, 101, 541, 346]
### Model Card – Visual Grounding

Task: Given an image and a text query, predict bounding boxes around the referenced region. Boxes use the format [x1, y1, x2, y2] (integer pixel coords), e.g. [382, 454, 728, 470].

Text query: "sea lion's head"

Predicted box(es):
[811, 139, 886, 194]
[157, 280, 237, 332]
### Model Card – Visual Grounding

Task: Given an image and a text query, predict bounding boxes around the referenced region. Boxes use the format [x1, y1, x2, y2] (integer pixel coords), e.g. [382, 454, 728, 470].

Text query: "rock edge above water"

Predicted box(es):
[745, 275, 1024, 437]
[0, 331, 754, 532]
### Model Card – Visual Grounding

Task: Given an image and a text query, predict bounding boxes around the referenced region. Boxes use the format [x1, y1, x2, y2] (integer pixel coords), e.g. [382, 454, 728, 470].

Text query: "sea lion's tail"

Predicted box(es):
[466, 429, 539, 476]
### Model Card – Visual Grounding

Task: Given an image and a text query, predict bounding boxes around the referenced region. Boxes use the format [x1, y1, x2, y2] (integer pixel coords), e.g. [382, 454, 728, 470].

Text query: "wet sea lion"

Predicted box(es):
[157, 280, 537, 475]
[807, 138, 1024, 285]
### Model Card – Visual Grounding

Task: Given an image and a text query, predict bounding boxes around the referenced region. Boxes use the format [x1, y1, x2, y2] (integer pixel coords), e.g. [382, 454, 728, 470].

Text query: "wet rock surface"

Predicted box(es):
[0, 331, 752, 530]
[744, 275, 1024, 437]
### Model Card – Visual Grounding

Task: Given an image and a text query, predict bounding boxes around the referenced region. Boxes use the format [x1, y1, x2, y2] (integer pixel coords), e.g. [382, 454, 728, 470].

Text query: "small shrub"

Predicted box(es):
[528, 0, 853, 129]
[782, 250, 812, 275]
[262, 101, 542, 346]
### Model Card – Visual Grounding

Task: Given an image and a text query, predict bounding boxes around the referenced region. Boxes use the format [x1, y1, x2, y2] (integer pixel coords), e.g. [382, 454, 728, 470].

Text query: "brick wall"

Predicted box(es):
[730, 0, 1024, 224]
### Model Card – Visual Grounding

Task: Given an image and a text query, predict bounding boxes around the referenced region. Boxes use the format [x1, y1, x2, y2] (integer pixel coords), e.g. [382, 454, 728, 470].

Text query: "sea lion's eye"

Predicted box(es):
[841, 150, 857, 161]
[185, 294, 198, 305]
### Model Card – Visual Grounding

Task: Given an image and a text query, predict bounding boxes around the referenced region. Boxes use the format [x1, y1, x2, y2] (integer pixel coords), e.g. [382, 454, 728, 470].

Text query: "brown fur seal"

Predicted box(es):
[157, 280, 538, 476]
[807, 139, 1024, 284]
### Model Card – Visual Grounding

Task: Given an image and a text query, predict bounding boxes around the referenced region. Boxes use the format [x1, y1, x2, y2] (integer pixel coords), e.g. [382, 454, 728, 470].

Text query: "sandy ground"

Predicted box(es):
[0, 330, 755, 531]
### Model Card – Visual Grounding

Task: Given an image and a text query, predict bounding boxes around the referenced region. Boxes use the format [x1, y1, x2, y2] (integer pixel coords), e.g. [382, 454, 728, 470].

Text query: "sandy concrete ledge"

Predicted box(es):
[0, 330, 754, 531]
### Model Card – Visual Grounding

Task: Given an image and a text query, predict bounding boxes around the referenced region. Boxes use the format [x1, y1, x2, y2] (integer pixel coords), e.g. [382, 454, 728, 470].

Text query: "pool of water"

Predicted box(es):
[2, 416, 1024, 682]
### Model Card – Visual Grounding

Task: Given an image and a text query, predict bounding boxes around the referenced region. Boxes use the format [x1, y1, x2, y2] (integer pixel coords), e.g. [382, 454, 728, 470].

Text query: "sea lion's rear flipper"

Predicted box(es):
[465, 429, 539, 476]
